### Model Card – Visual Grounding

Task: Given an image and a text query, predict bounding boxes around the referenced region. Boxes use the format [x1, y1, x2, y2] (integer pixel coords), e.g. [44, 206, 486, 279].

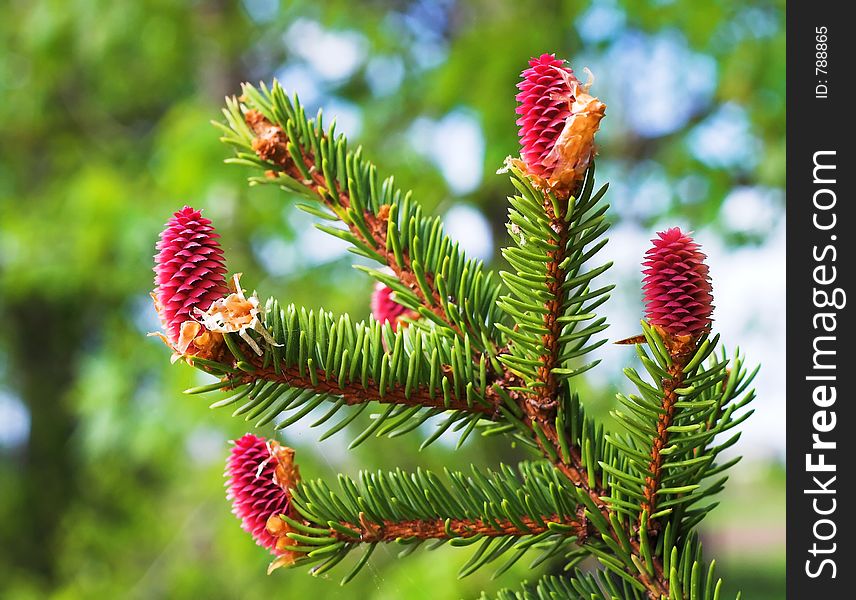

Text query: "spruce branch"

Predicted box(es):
[325, 514, 584, 545]
[216, 83, 505, 360]
[278, 460, 589, 581]
[146, 52, 761, 599]
[538, 195, 572, 407]
[601, 230, 756, 543]
[185, 300, 505, 446]
[233, 355, 496, 416]
[639, 329, 695, 528]
[491, 373, 671, 598]
[605, 330, 757, 535]
[493, 160, 672, 595]
[489, 571, 650, 600]
[497, 164, 612, 409]
[488, 530, 724, 600]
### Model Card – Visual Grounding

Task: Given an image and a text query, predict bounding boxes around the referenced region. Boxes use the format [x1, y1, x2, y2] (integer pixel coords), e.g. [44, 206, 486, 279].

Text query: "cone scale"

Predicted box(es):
[515, 53, 575, 178]
[515, 53, 606, 189]
[642, 228, 714, 338]
[371, 282, 411, 331]
[153, 206, 229, 345]
[225, 434, 292, 554]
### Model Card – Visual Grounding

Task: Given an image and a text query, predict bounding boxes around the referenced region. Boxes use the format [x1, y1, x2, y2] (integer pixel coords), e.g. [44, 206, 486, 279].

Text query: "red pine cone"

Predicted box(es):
[153, 206, 228, 345]
[642, 228, 714, 338]
[225, 433, 291, 554]
[371, 282, 410, 331]
[515, 53, 575, 178]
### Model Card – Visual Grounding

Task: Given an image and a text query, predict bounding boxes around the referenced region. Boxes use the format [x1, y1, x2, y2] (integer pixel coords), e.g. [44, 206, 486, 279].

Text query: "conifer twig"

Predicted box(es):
[244, 110, 472, 346]
[534, 192, 574, 411]
[639, 345, 691, 528]
[239, 357, 498, 417]
[328, 513, 586, 544]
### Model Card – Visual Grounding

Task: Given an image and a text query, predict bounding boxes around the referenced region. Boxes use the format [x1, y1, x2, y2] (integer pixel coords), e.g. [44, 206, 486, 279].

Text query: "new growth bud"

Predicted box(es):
[642, 228, 714, 339]
[225, 433, 301, 568]
[153, 206, 228, 355]
[515, 53, 606, 191]
[371, 282, 413, 331]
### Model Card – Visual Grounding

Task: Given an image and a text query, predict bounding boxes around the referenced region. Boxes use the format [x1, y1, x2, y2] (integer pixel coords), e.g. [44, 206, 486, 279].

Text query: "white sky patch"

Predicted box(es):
[688, 103, 761, 169]
[131, 293, 165, 336]
[629, 162, 672, 217]
[407, 37, 447, 71]
[273, 406, 351, 465]
[408, 116, 434, 151]
[273, 64, 322, 106]
[185, 426, 227, 466]
[721, 186, 784, 235]
[252, 210, 351, 278]
[0, 390, 29, 449]
[366, 55, 405, 97]
[695, 223, 785, 459]
[598, 161, 673, 221]
[297, 224, 352, 265]
[676, 174, 710, 205]
[577, 0, 627, 44]
[241, 0, 278, 23]
[320, 97, 363, 138]
[284, 19, 368, 82]
[409, 110, 485, 195]
[252, 236, 301, 278]
[442, 204, 493, 262]
[597, 30, 717, 137]
[719, 7, 780, 42]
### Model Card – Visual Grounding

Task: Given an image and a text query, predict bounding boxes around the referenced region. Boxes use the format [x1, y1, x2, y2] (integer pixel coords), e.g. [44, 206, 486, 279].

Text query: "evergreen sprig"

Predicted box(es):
[151, 54, 760, 599]
[186, 301, 504, 448]
[215, 82, 506, 360]
[278, 461, 586, 583]
[603, 324, 757, 535]
[497, 162, 612, 402]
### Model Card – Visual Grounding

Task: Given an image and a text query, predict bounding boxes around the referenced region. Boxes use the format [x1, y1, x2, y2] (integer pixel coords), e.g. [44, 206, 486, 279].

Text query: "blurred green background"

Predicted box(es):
[0, 0, 784, 598]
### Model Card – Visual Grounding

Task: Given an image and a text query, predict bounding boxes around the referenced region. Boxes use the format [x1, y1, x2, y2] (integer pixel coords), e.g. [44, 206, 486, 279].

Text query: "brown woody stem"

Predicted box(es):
[640, 363, 687, 525]
[503, 350, 670, 597]
[640, 330, 698, 526]
[534, 195, 571, 411]
[240, 357, 499, 417]
[332, 513, 585, 544]
[528, 409, 669, 599]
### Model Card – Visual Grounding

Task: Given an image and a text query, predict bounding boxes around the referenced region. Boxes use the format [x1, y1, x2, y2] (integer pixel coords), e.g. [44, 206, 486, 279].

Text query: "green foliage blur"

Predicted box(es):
[0, 1, 784, 598]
